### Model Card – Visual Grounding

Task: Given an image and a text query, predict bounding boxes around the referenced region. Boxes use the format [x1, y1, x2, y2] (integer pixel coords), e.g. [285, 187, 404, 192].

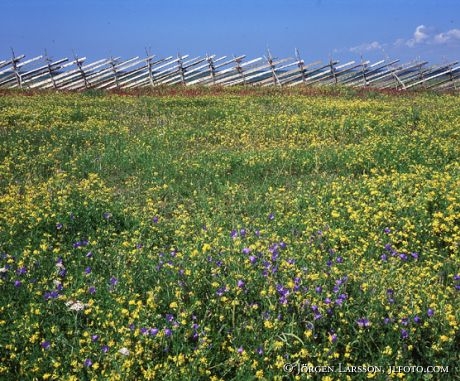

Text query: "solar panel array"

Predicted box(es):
[1, 50, 459, 91]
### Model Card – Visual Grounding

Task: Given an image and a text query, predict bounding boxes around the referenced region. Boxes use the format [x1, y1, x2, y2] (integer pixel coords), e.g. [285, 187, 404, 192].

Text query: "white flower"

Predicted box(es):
[65, 300, 87, 311]
[0, 267, 8, 273]
[118, 347, 130, 356]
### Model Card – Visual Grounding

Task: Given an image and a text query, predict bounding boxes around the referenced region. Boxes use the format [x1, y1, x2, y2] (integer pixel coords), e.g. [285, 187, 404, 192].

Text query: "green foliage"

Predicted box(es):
[0, 90, 459, 380]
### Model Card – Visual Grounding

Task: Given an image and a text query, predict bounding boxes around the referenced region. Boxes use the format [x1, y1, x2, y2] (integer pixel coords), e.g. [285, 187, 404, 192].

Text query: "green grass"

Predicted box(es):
[0, 88, 459, 380]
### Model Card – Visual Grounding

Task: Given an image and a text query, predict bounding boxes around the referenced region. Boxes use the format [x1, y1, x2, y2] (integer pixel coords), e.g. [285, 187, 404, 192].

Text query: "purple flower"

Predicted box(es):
[237, 280, 245, 289]
[101, 345, 109, 353]
[86, 251, 93, 258]
[242, 247, 251, 254]
[14, 280, 22, 287]
[152, 216, 159, 223]
[103, 212, 112, 220]
[413, 316, 422, 324]
[380, 254, 388, 261]
[43, 290, 59, 300]
[399, 253, 408, 261]
[91, 335, 99, 342]
[329, 333, 338, 343]
[109, 276, 118, 286]
[249, 255, 257, 264]
[384, 227, 391, 234]
[401, 317, 409, 326]
[315, 286, 322, 294]
[454, 274, 460, 281]
[427, 308, 434, 317]
[164, 328, 172, 337]
[41, 341, 51, 350]
[84, 266, 92, 274]
[84, 358, 93, 367]
[237, 346, 244, 354]
[401, 329, 409, 339]
[56, 223, 63, 230]
[16, 267, 27, 275]
[216, 286, 227, 296]
[357, 318, 370, 328]
[150, 328, 159, 336]
[268, 213, 275, 221]
[239, 229, 246, 237]
[88, 286, 96, 295]
[313, 312, 322, 320]
[230, 230, 238, 238]
[411, 252, 419, 260]
[256, 346, 264, 355]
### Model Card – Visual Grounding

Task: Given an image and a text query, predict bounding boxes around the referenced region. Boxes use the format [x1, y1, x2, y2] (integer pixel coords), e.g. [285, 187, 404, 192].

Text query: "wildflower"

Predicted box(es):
[101, 345, 109, 353]
[91, 335, 99, 342]
[41, 341, 51, 350]
[56, 223, 63, 230]
[103, 212, 112, 220]
[118, 347, 130, 356]
[150, 328, 159, 336]
[14, 280, 21, 287]
[427, 308, 434, 317]
[164, 328, 172, 337]
[329, 333, 338, 343]
[399, 253, 408, 261]
[384, 227, 391, 234]
[88, 286, 96, 294]
[357, 318, 371, 328]
[400, 329, 409, 339]
[84, 266, 92, 274]
[84, 358, 93, 367]
[65, 300, 88, 312]
[237, 280, 245, 289]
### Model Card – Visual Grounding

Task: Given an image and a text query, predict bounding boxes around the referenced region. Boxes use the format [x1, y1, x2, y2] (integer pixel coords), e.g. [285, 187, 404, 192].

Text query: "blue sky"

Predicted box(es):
[1, 0, 460, 65]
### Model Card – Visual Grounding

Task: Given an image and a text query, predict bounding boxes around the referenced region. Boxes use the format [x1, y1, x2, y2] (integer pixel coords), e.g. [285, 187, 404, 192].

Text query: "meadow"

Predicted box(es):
[0, 88, 459, 380]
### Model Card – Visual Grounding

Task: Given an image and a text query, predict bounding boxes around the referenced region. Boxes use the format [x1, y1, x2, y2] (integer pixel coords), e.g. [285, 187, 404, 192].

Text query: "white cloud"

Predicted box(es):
[433, 29, 460, 44]
[349, 41, 383, 53]
[399, 25, 460, 47]
[414, 25, 429, 43]
[406, 25, 430, 47]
